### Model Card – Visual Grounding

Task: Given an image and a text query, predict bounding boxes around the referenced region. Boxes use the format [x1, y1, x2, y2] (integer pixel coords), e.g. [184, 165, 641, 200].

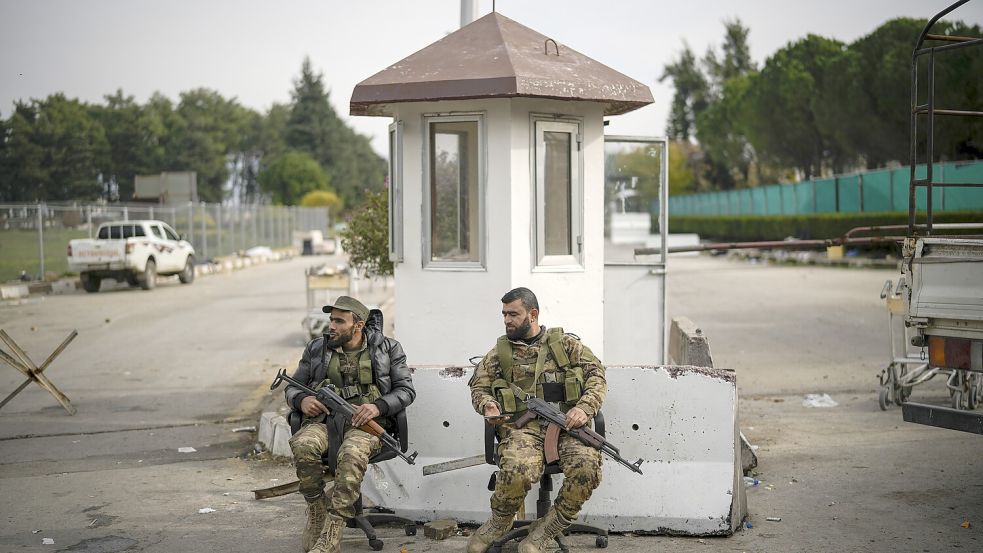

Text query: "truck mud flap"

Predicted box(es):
[902, 402, 983, 435]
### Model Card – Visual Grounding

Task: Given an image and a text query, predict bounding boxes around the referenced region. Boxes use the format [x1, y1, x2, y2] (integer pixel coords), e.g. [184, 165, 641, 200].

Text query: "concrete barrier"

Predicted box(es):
[362, 365, 746, 535]
[669, 316, 714, 367]
[0, 284, 30, 300]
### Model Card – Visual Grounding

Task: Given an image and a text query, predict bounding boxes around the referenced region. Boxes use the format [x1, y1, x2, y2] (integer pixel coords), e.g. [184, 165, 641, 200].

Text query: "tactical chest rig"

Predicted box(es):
[319, 345, 383, 405]
[491, 327, 585, 414]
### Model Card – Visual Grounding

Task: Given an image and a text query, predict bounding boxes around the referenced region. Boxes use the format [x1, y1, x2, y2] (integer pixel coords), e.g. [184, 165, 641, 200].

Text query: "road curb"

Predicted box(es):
[3, 247, 299, 299]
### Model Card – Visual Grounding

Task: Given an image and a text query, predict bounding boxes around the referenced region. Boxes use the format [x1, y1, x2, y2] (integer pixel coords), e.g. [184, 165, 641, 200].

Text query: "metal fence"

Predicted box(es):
[0, 202, 329, 282]
[669, 160, 983, 216]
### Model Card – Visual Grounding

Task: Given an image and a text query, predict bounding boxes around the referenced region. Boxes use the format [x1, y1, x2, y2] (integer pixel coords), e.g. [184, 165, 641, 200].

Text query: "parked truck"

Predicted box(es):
[67, 220, 196, 293]
[898, 0, 983, 433]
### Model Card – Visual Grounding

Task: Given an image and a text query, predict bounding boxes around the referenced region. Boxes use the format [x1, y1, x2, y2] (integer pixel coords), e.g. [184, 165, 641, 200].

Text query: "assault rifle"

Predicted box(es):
[508, 384, 644, 474]
[270, 368, 418, 465]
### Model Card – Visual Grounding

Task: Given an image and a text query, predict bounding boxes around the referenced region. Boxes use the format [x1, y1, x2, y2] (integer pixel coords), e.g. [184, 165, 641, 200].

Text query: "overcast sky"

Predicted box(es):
[1, 0, 978, 156]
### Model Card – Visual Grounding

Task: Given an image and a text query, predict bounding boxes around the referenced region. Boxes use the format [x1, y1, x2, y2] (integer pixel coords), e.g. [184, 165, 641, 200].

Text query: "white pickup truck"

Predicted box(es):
[67, 220, 196, 292]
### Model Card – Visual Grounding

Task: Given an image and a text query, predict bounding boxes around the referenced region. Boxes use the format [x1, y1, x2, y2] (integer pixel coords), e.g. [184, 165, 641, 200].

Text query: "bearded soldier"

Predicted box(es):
[467, 287, 606, 553]
[285, 296, 415, 553]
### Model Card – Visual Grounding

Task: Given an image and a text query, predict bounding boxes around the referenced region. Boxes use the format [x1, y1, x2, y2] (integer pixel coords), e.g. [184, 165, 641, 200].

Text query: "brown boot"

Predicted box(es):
[309, 514, 344, 553]
[517, 508, 571, 553]
[466, 513, 514, 553]
[302, 495, 328, 552]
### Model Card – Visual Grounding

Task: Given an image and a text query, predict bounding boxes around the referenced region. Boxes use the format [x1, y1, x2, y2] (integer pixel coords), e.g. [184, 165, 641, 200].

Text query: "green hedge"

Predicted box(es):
[667, 211, 983, 242]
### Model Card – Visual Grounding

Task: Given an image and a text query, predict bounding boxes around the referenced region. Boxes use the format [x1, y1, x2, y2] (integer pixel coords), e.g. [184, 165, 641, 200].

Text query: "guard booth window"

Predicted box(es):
[425, 114, 484, 268]
[534, 118, 582, 268]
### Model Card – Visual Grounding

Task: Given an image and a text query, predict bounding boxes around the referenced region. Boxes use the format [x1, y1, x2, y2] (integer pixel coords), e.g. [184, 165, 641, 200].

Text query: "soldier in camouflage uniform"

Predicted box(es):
[468, 287, 606, 553]
[285, 296, 415, 553]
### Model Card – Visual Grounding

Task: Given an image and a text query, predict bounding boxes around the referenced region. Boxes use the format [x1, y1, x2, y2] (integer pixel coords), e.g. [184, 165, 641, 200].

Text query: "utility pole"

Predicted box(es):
[460, 0, 477, 27]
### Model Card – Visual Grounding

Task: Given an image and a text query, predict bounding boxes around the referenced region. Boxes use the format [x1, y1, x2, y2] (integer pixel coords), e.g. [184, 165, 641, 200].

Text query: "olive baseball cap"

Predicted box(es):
[322, 296, 369, 321]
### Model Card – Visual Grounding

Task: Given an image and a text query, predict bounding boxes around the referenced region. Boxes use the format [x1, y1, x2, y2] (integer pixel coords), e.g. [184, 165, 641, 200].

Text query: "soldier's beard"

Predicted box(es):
[506, 317, 532, 340]
[326, 329, 354, 348]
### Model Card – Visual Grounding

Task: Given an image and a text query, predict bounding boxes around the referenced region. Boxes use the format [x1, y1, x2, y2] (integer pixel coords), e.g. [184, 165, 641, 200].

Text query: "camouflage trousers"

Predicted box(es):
[289, 421, 381, 519]
[492, 425, 602, 521]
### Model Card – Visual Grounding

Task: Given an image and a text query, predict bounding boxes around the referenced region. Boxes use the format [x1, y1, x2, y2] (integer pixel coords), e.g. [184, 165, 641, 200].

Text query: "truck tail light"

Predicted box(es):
[928, 336, 983, 371]
[125, 242, 134, 254]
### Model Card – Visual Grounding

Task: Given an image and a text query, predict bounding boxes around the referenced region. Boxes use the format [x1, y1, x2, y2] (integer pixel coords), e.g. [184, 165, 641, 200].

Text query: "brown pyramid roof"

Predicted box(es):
[350, 12, 654, 117]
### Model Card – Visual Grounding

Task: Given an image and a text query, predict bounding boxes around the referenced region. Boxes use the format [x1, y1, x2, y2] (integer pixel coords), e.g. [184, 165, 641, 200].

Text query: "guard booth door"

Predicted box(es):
[602, 135, 669, 365]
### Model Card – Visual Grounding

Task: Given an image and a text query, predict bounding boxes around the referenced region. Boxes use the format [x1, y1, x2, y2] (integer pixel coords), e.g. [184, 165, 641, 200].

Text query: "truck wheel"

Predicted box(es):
[140, 259, 157, 290]
[80, 272, 100, 293]
[178, 256, 195, 284]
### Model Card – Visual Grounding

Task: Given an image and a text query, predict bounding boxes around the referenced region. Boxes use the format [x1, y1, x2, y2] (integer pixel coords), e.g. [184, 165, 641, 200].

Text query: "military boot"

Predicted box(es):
[466, 513, 514, 553]
[309, 514, 345, 553]
[302, 495, 328, 552]
[517, 508, 571, 553]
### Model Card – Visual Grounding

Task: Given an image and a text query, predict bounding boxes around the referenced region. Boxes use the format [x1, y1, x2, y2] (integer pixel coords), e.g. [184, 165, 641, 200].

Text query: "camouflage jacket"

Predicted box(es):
[469, 327, 606, 418]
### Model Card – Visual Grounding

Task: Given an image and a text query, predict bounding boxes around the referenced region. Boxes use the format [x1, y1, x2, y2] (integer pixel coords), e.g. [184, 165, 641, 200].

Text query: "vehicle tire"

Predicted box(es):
[80, 272, 100, 293]
[878, 387, 891, 411]
[178, 256, 195, 284]
[952, 391, 964, 410]
[140, 259, 157, 290]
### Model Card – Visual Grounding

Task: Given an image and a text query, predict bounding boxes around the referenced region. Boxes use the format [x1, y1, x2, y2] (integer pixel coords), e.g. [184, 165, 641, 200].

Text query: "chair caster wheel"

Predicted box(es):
[595, 535, 609, 548]
[369, 538, 384, 551]
[405, 524, 417, 536]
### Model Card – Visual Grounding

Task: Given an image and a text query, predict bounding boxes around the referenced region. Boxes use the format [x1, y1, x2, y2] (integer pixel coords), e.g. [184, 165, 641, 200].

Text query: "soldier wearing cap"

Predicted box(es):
[285, 296, 415, 553]
[467, 287, 606, 553]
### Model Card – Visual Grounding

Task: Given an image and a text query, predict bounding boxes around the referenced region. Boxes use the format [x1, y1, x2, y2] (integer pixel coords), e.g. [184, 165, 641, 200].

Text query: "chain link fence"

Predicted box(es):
[0, 202, 329, 282]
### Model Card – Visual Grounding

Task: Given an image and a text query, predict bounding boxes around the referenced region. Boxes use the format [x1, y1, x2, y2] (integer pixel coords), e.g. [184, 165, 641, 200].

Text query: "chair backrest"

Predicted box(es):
[483, 410, 606, 468]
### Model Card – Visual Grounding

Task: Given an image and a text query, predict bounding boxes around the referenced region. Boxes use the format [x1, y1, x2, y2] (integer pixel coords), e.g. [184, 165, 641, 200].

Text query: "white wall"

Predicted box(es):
[390, 98, 607, 365]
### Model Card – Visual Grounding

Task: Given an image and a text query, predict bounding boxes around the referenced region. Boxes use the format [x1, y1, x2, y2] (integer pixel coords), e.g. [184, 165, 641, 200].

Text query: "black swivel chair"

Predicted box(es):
[288, 410, 418, 551]
[483, 412, 610, 553]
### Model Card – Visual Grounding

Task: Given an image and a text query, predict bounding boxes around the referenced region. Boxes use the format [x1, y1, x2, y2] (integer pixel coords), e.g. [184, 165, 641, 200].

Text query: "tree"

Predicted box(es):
[659, 44, 709, 140]
[285, 59, 386, 210]
[259, 150, 331, 205]
[1, 94, 109, 201]
[169, 88, 251, 202]
[90, 89, 167, 201]
[340, 189, 392, 277]
[742, 35, 850, 178]
[299, 189, 342, 212]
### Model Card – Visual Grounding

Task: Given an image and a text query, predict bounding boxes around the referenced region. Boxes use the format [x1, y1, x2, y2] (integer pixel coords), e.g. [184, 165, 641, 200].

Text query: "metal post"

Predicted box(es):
[37, 204, 45, 278]
[123, 206, 129, 221]
[149, 206, 154, 221]
[217, 204, 223, 257]
[200, 203, 207, 259]
[86, 205, 92, 238]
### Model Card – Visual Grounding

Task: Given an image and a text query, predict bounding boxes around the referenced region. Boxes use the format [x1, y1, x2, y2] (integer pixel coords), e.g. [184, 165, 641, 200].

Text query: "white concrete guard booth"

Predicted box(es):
[348, 11, 746, 535]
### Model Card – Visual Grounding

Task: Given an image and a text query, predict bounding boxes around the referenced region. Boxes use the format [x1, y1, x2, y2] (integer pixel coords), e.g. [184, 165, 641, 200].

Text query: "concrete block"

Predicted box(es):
[49, 279, 79, 294]
[740, 432, 758, 473]
[257, 412, 277, 450]
[0, 284, 29, 299]
[270, 415, 293, 458]
[669, 316, 714, 368]
[423, 519, 458, 540]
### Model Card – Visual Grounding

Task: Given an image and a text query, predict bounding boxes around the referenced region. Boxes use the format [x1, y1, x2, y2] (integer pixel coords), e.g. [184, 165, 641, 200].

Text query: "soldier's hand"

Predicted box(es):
[351, 403, 380, 427]
[300, 396, 330, 417]
[565, 407, 589, 430]
[483, 403, 508, 425]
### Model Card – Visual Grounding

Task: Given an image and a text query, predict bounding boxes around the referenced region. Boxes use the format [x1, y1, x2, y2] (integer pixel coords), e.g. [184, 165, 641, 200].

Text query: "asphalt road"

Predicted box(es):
[1, 253, 981, 553]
